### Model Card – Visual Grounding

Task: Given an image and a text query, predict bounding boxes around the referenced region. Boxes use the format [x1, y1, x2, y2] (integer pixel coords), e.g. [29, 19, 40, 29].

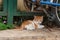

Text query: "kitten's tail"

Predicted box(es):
[14, 25, 20, 29]
[14, 25, 23, 31]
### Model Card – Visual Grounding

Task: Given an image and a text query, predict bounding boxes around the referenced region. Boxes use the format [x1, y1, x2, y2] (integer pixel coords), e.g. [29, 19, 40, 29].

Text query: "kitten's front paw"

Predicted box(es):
[38, 25, 44, 29]
[26, 27, 35, 31]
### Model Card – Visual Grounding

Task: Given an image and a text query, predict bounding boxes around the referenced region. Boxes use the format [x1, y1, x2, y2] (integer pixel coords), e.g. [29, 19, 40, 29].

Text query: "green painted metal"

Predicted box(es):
[7, 0, 13, 24]
[3, 0, 8, 12]
[0, 12, 7, 16]
[0, 0, 7, 16]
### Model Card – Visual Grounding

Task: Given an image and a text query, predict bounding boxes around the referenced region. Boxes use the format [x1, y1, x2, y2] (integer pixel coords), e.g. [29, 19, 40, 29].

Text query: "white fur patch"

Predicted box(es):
[25, 24, 35, 30]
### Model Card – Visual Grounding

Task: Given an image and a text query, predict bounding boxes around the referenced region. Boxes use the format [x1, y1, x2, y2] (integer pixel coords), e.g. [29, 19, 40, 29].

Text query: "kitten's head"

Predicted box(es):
[33, 16, 43, 24]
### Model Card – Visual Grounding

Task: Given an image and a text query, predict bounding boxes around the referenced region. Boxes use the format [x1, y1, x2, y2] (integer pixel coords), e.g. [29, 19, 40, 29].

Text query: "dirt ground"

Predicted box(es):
[0, 27, 60, 40]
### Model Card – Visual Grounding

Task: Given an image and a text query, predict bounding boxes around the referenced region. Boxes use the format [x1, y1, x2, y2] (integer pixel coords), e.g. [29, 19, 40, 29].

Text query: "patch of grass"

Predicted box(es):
[0, 23, 14, 30]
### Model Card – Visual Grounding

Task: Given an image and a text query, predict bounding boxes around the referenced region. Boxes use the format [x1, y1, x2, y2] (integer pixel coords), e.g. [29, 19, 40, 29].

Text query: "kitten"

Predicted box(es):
[18, 16, 44, 30]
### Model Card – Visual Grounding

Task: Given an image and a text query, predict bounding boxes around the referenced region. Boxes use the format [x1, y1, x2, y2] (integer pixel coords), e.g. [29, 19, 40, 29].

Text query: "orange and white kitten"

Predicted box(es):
[19, 16, 44, 30]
